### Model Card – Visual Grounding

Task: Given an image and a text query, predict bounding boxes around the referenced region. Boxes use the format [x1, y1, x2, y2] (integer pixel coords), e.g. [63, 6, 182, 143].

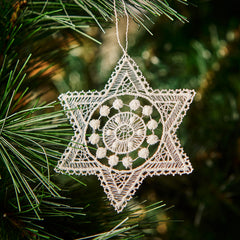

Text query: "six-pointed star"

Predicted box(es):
[56, 54, 195, 212]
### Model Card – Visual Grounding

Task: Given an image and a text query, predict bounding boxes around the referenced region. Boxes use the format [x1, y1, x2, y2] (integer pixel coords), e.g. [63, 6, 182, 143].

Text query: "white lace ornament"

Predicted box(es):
[55, 53, 195, 212]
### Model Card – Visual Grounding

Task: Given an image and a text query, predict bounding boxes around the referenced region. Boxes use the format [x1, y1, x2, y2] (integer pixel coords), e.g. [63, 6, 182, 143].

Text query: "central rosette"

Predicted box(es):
[103, 112, 146, 154]
[116, 124, 133, 140]
[86, 95, 162, 170]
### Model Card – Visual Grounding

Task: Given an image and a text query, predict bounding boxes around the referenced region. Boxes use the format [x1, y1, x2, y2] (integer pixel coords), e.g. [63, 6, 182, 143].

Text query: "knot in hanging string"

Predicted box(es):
[113, 0, 129, 54]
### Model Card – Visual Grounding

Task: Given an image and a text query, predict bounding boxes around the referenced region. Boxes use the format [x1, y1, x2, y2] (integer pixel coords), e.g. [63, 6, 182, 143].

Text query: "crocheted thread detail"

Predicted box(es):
[55, 53, 195, 212]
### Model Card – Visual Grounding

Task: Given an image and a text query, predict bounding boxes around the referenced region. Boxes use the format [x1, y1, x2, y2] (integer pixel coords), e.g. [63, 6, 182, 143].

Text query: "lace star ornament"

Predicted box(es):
[55, 54, 195, 212]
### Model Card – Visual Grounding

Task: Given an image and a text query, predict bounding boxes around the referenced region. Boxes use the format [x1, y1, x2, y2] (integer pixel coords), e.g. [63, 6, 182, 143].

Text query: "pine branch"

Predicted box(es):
[0, 52, 81, 238]
[23, 0, 188, 42]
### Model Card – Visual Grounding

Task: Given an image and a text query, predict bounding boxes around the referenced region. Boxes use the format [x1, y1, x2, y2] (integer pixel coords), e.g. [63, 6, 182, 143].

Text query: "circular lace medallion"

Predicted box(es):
[86, 95, 162, 170]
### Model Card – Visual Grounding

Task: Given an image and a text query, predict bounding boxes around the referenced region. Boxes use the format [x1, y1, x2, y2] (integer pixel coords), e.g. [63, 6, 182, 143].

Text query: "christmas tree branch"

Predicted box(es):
[24, 0, 188, 42]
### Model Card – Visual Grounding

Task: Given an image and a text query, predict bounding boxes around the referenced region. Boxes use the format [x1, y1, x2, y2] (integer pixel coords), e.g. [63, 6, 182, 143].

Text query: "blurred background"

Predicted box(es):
[53, 1, 240, 238]
[1, 0, 240, 239]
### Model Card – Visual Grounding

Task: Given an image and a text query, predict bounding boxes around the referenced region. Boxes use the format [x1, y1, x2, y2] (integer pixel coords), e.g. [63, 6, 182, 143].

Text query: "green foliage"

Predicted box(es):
[3, 0, 239, 239]
[0, 52, 77, 238]
[24, 0, 188, 39]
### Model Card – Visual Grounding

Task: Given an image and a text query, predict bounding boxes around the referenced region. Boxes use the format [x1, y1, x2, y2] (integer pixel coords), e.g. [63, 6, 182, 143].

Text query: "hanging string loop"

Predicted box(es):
[113, 0, 129, 54]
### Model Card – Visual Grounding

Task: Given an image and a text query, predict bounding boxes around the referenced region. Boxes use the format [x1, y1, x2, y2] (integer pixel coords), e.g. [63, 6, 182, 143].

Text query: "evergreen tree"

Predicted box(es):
[1, 0, 239, 239]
